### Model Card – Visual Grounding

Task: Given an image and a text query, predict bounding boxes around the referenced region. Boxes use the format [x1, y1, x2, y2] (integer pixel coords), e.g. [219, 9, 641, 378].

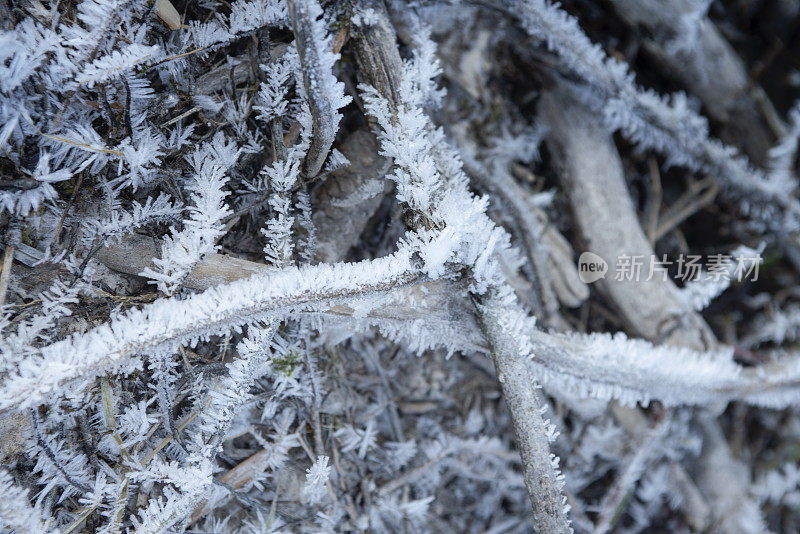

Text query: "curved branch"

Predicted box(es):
[287, 0, 351, 177]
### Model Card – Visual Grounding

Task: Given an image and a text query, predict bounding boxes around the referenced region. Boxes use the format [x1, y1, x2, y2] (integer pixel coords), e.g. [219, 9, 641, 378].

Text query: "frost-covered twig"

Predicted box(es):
[0, 250, 420, 411]
[476, 288, 572, 533]
[528, 329, 800, 408]
[505, 0, 800, 231]
[358, 18, 572, 529]
[96, 234, 800, 411]
[141, 133, 241, 294]
[287, 0, 352, 177]
[457, 130, 587, 328]
[606, 0, 776, 164]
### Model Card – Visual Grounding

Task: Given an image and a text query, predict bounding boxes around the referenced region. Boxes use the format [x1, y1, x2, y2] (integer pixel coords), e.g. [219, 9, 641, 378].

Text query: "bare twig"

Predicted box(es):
[654, 178, 720, 241]
[644, 157, 662, 245]
[121, 76, 133, 140]
[540, 80, 714, 346]
[352, 0, 403, 118]
[0, 246, 14, 307]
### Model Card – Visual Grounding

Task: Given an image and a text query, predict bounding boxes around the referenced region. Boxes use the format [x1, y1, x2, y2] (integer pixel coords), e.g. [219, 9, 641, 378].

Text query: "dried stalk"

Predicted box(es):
[312, 129, 390, 263]
[352, 0, 403, 118]
[540, 79, 714, 347]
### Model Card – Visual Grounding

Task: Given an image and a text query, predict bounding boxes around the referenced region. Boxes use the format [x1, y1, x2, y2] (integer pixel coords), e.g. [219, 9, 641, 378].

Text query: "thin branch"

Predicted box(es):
[475, 288, 572, 533]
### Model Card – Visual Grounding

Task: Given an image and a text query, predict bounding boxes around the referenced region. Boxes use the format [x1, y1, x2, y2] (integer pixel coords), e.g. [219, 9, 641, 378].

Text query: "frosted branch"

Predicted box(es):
[0, 250, 420, 411]
[287, 0, 352, 177]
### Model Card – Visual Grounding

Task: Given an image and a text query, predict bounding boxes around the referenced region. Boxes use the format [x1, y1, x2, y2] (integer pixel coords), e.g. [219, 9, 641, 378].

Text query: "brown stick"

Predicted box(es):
[0, 246, 14, 307]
